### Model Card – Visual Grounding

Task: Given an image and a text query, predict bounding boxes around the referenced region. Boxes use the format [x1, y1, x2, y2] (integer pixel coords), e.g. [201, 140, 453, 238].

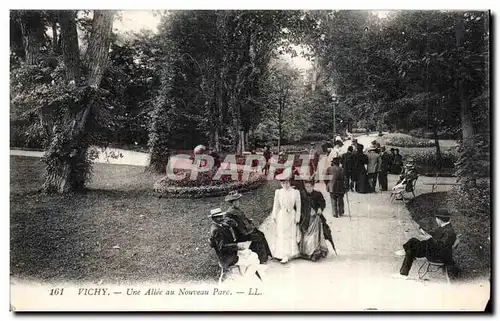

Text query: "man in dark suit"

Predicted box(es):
[341, 146, 355, 191]
[378, 146, 391, 191]
[326, 156, 345, 218]
[394, 210, 457, 278]
[308, 142, 320, 177]
[209, 209, 241, 271]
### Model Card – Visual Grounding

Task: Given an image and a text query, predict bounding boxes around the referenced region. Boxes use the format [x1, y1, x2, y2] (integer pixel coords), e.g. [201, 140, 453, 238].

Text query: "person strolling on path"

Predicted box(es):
[326, 157, 345, 218]
[378, 146, 391, 191]
[392, 149, 404, 174]
[308, 142, 320, 178]
[263, 146, 272, 175]
[341, 145, 355, 191]
[298, 180, 329, 261]
[270, 173, 302, 264]
[366, 147, 380, 192]
[353, 144, 369, 193]
[224, 191, 272, 264]
[389, 148, 396, 173]
[394, 209, 458, 279]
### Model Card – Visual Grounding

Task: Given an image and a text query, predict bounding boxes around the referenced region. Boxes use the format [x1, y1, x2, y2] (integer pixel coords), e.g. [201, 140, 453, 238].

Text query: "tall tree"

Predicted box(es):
[14, 10, 46, 65]
[42, 10, 116, 193]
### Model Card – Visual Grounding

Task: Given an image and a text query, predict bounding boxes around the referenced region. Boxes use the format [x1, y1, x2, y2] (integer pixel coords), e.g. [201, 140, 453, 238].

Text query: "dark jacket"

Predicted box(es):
[380, 151, 392, 173]
[209, 221, 239, 270]
[299, 190, 326, 233]
[427, 223, 457, 264]
[326, 165, 345, 194]
[225, 207, 256, 237]
[263, 150, 272, 161]
[341, 151, 355, 174]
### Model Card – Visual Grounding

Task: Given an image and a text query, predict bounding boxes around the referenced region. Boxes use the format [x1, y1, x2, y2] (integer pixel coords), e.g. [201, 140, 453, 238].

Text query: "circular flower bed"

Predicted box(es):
[153, 167, 267, 198]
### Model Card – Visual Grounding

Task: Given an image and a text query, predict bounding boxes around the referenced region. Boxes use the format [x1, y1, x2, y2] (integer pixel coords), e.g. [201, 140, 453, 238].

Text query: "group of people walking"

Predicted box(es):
[320, 138, 404, 195]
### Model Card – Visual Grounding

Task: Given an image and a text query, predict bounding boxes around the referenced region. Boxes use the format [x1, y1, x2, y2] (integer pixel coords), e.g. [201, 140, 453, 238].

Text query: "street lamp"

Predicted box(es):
[331, 93, 337, 137]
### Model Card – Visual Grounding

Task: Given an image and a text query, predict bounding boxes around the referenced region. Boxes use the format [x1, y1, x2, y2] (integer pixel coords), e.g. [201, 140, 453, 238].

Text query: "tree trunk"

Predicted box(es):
[43, 10, 116, 193]
[16, 11, 44, 65]
[277, 96, 283, 154]
[433, 129, 442, 171]
[51, 20, 59, 53]
[455, 13, 475, 185]
[58, 10, 80, 82]
[84, 11, 116, 86]
[455, 14, 474, 147]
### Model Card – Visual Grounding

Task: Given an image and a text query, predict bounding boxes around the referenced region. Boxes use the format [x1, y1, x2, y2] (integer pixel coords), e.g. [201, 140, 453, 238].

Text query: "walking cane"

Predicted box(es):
[345, 190, 352, 221]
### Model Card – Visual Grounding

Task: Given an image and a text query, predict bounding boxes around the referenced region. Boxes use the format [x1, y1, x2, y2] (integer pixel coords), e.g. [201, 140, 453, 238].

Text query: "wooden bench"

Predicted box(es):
[422, 182, 462, 193]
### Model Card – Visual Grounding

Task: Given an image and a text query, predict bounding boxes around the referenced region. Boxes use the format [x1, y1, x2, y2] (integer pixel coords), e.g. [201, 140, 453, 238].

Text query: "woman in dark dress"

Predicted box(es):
[224, 191, 272, 263]
[298, 181, 328, 261]
[354, 145, 370, 193]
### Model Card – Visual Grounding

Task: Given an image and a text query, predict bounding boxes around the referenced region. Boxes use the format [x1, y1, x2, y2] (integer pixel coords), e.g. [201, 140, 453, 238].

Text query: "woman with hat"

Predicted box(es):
[298, 180, 329, 261]
[269, 171, 302, 264]
[391, 162, 418, 200]
[224, 191, 272, 263]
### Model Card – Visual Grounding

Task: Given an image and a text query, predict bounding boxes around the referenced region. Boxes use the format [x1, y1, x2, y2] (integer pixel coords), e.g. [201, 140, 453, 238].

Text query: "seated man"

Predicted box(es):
[394, 209, 458, 279]
[392, 163, 418, 199]
[224, 191, 272, 263]
[209, 208, 263, 281]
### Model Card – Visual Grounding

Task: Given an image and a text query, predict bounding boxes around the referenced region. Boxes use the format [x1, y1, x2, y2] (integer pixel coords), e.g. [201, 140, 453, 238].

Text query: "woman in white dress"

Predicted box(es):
[270, 174, 302, 264]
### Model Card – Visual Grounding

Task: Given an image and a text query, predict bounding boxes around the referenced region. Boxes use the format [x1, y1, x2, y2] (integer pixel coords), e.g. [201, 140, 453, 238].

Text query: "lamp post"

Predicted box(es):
[331, 94, 337, 137]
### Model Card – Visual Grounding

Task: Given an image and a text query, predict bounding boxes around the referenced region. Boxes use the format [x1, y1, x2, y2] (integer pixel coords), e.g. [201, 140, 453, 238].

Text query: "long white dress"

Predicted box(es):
[270, 187, 302, 260]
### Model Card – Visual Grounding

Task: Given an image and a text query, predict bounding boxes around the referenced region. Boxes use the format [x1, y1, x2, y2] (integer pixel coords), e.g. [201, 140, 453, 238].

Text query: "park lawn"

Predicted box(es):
[10, 156, 278, 284]
[406, 192, 491, 282]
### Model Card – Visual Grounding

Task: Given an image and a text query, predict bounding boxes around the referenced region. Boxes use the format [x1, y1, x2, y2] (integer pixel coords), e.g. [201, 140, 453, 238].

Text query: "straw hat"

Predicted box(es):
[225, 191, 242, 202]
[208, 208, 226, 218]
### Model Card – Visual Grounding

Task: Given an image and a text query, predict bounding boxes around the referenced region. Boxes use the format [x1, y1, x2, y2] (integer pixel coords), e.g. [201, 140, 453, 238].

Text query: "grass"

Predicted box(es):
[406, 192, 491, 282]
[10, 156, 278, 284]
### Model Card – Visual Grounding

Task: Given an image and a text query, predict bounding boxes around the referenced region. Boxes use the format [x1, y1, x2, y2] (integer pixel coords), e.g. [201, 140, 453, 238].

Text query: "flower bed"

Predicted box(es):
[153, 167, 267, 198]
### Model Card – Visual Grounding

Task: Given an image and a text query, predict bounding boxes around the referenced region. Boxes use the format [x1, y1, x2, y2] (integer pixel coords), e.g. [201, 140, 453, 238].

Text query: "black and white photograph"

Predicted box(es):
[7, 6, 491, 311]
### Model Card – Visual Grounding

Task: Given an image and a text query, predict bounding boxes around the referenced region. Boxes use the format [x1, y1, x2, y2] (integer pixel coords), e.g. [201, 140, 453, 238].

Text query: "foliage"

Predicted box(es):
[455, 133, 490, 179]
[300, 132, 331, 142]
[408, 127, 460, 140]
[309, 10, 489, 136]
[407, 148, 458, 174]
[379, 133, 436, 148]
[448, 180, 490, 220]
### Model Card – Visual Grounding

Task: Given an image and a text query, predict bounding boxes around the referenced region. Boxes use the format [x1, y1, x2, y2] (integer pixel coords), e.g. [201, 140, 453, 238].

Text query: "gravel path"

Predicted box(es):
[224, 135, 489, 310]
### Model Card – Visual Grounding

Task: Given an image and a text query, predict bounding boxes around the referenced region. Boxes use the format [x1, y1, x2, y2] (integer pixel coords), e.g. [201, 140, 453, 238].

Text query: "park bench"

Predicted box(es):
[390, 175, 418, 203]
[417, 234, 462, 284]
[422, 182, 462, 193]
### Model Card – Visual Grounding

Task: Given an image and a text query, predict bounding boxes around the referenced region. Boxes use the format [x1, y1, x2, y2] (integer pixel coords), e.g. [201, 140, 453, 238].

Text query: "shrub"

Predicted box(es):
[407, 149, 458, 175]
[409, 127, 460, 140]
[448, 181, 491, 221]
[301, 132, 331, 142]
[408, 128, 435, 139]
[351, 128, 367, 133]
[383, 135, 435, 148]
